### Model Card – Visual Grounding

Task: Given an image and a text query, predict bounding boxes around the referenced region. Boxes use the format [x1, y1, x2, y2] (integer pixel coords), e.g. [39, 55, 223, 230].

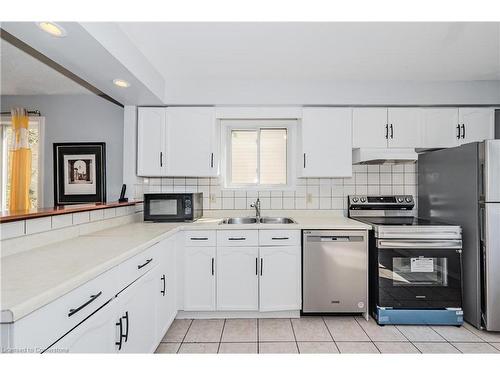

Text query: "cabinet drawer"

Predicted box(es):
[259, 230, 300, 246]
[217, 230, 258, 247]
[116, 245, 158, 293]
[184, 231, 216, 246]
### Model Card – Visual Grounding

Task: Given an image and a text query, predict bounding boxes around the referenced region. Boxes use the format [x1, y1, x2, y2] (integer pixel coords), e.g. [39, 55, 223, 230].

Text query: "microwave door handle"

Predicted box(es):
[377, 240, 462, 249]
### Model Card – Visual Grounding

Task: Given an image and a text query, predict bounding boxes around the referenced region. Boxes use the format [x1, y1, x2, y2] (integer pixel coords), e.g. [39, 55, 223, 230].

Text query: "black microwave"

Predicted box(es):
[144, 193, 203, 222]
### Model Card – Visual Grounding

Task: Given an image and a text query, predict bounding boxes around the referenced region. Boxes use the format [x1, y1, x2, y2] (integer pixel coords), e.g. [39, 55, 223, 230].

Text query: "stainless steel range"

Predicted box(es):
[348, 195, 464, 326]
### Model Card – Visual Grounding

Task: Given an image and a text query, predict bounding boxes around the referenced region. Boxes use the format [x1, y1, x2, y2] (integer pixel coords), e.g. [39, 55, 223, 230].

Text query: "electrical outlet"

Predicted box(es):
[210, 193, 216, 203]
[307, 193, 313, 203]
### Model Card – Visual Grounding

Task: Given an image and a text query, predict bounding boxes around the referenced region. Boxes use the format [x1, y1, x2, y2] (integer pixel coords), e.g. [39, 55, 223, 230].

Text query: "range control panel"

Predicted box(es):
[348, 195, 414, 210]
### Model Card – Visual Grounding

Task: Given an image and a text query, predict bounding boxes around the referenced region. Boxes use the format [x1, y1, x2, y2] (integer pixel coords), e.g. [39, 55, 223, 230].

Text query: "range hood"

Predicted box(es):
[352, 148, 418, 165]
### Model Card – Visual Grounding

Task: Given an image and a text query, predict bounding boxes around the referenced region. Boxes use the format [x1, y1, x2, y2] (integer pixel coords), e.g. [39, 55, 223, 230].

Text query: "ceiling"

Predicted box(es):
[118, 22, 500, 82]
[0, 38, 91, 96]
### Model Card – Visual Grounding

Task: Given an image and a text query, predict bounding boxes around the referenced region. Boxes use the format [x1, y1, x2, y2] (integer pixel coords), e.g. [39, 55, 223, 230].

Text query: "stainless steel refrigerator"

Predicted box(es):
[418, 140, 500, 331]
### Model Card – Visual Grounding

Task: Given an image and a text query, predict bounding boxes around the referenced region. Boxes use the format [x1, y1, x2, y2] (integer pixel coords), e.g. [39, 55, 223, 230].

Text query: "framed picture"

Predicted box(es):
[53, 143, 106, 205]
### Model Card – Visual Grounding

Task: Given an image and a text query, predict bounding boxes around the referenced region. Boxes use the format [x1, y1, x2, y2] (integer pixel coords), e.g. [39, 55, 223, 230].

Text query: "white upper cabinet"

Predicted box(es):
[165, 107, 218, 177]
[137, 107, 166, 176]
[352, 108, 388, 148]
[387, 108, 423, 148]
[301, 107, 352, 177]
[458, 108, 495, 145]
[421, 108, 460, 148]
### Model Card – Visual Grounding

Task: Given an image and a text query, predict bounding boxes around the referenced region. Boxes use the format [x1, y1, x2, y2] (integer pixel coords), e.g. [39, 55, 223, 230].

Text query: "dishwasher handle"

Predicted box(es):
[305, 235, 364, 242]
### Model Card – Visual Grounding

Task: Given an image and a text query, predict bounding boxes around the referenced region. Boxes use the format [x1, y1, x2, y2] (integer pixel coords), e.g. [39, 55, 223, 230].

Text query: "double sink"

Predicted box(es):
[219, 217, 296, 225]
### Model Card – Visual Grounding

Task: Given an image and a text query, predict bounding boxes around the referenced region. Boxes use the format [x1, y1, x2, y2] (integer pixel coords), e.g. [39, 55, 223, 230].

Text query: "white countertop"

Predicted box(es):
[1, 215, 370, 323]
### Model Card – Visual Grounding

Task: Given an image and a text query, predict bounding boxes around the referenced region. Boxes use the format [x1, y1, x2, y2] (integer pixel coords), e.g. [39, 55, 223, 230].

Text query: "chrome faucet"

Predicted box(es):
[250, 198, 261, 221]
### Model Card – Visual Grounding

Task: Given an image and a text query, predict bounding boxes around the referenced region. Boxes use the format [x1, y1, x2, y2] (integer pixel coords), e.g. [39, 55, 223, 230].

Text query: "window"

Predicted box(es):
[222, 120, 295, 189]
[0, 116, 44, 210]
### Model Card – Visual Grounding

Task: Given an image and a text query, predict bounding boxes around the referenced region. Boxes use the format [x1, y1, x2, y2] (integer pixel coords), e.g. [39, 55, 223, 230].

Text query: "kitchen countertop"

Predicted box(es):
[1, 215, 370, 323]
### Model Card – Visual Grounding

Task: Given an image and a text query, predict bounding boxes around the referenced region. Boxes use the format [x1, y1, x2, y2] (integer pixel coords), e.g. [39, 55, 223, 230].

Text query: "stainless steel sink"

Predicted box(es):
[259, 216, 296, 224]
[219, 217, 258, 224]
[219, 216, 296, 224]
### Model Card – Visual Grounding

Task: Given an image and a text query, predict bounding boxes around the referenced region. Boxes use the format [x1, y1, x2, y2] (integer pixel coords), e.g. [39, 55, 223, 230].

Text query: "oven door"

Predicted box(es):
[376, 239, 462, 309]
[144, 194, 186, 221]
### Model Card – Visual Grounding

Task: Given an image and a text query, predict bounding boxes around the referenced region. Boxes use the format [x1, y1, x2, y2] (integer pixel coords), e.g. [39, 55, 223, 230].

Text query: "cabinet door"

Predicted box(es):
[116, 269, 158, 353]
[421, 108, 459, 148]
[165, 107, 218, 177]
[217, 247, 259, 311]
[48, 299, 117, 353]
[387, 108, 422, 148]
[184, 246, 216, 311]
[352, 108, 388, 148]
[259, 246, 301, 312]
[301, 108, 352, 177]
[137, 107, 166, 176]
[459, 108, 495, 144]
[155, 238, 177, 341]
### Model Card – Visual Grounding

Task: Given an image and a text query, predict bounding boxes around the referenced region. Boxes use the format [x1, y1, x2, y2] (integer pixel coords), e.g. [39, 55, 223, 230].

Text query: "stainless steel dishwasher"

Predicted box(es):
[302, 230, 368, 315]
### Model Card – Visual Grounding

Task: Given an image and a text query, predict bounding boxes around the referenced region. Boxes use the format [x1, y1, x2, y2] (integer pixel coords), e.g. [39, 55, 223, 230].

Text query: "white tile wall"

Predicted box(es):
[134, 162, 418, 214]
[51, 214, 73, 229]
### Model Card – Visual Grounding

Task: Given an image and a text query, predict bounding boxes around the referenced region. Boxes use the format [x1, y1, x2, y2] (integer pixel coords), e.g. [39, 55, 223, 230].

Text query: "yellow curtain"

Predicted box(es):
[9, 108, 32, 211]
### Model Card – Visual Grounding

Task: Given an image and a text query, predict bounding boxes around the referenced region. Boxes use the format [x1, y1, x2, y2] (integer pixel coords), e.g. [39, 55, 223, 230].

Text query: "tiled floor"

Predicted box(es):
[155, 317, 500, 354]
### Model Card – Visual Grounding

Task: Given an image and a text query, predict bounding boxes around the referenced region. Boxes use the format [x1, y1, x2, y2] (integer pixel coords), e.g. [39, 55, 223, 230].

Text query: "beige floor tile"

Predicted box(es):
[297, 342, 339, 354]
[155, 343, 181, 353]
[413, 342, 460, 354]
[183, 319, 224, 343]
[355, 317, 407, 342]
[375, 342, 420, 354]
[258, 319, 295, 342]
[396, 325, 445, 342]
[161, 319, 192, 342]
[221, 319, 257, 342]
[324, 317, 370, 342]
[453, 342, 500, 353]
[431, 326, 483, 342]
[259, 342, 299, 354]
[291, 317, 332, 341]
[178, 343, 219, 354]
[463, 322, 500, 343]
[218, 342, 258, 354]
[336, 342, 380, 354]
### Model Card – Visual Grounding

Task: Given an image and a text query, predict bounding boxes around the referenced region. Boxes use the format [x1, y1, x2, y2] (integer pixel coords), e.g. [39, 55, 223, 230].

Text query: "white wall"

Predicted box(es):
[1, 94, 124, 206]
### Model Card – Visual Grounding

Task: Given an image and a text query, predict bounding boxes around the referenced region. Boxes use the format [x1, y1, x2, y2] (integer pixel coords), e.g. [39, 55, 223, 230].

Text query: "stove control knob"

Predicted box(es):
[352, 197, 359, 203]
[397, 197, 404, 203]
[360, 197, 366, 203]
[405, 197, 412, 203]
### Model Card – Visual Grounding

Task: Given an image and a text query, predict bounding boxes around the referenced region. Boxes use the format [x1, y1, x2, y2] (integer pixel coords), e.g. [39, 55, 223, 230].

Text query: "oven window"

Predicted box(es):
[149, 199, 178, 215]
[391, 257, 448, 287]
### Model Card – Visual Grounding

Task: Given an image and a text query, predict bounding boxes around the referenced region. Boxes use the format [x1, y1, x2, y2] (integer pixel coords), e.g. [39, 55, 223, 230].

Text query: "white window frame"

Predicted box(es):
[0, 116, 45, 210]
[220, 119, 297, 191]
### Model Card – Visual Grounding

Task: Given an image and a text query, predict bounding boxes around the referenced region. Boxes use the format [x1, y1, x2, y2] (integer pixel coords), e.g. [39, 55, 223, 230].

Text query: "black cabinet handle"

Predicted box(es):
[160, 152, 163, 167]
[68, 291, 102, 317]
[161, 275, 166, 296]
[210, 153, 214, 168]
[123, 311, 129, 342]
[138, 258, 153, 269]
[260, 258, 263, 276]
[190, 237, 208, 241]
[390, 124, 394, 139]
[115, 317, 123, 350]
[385, 124, 389, 139]
[255, 257, 258, 275]
[456, 124, 461, 139]
[303, 153, 306, 168]
[271, 237, 289, 240]
[461, 124, 466, 139]
[211, 257, 214, 276]
[228, 237, 246, 241]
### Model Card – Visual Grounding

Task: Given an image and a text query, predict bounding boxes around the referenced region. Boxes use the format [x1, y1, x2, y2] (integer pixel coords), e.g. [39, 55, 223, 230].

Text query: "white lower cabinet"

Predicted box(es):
[184, 246, 216, 311]
[259, 246, 301, 312]
[216, 247, 259, 311]
[49, 300, 118, 353]
[115, 267, 158, 353]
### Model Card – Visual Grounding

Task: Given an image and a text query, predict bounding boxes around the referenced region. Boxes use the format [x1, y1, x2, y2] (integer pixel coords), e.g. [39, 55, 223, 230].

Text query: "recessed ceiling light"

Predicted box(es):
[113, 79, 131, 88]
[36, 22, 66, 37]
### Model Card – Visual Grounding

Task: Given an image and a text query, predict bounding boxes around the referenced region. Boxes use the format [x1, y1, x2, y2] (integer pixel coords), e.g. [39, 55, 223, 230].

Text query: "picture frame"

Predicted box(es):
[53, 142, 106, 205]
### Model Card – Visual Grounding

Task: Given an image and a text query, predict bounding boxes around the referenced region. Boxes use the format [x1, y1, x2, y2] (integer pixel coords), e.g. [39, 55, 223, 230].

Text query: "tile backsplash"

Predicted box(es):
[134, 163, 417, 215]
